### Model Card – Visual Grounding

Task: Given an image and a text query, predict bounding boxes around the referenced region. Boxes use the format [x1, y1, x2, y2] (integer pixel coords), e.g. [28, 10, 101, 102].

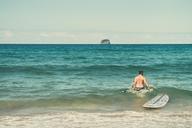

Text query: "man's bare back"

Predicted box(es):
[132, 71, 149, 91]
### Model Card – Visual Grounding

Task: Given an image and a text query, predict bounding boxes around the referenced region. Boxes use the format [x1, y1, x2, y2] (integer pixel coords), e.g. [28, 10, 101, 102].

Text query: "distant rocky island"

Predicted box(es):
[100, 39, 111, 44]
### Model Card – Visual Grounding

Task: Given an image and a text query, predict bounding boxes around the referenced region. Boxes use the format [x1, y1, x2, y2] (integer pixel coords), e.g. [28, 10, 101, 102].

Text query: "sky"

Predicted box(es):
[0, 0, 192, 44]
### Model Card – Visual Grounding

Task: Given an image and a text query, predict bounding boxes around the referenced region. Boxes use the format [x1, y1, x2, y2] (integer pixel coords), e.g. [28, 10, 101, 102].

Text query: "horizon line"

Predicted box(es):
[0, 42, 192, 45]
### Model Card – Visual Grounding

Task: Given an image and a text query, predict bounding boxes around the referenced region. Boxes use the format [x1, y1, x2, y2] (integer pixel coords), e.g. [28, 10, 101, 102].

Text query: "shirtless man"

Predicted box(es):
[132, 71, 149, 91]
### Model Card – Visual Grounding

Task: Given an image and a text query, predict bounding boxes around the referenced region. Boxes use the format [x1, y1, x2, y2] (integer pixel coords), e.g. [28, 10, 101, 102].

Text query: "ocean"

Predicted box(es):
[0, 44, 192, 115]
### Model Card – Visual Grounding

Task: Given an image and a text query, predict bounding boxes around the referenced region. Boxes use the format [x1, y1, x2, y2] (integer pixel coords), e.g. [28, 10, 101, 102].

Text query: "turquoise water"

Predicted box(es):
[0, 44, 192, 113]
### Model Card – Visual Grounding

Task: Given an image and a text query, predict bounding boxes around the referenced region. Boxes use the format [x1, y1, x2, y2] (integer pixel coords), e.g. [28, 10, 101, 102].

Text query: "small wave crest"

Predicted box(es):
[0, 86, 192, 113]
[0, 65, 54, 75]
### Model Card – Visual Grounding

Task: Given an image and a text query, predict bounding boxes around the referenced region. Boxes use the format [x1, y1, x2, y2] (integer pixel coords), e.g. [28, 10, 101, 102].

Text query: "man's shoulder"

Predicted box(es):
[142, 76, 147, 80]
[139, 75, 145, 79]
[135, 75, 140, 79]
[135, 75, 142, 79]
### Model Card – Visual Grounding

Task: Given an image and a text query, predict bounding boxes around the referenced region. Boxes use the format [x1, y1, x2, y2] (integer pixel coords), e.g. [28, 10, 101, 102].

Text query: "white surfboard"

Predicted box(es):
[143, 94, 169, 108]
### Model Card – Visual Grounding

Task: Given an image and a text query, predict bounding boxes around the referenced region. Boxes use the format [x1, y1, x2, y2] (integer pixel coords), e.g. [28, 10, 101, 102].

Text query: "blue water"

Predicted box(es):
[0, 44, 192, 113]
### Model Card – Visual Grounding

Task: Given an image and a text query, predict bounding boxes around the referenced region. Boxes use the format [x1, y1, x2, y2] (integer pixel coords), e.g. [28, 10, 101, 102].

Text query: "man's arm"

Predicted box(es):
[131, 81, 135, 88]
[132, 78, 136, 89]
[143, 77, 149, 89]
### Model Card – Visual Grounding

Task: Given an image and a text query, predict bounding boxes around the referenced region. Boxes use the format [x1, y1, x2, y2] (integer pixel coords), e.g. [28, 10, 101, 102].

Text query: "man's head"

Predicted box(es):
[138, 71, 144, 75]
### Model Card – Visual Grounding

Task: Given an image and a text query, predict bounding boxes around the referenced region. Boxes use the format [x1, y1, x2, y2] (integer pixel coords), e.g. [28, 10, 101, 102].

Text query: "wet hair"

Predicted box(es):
[138, 71, 144, 75]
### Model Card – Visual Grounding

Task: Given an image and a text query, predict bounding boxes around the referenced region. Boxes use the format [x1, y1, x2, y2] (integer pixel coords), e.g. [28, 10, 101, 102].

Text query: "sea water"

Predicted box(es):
[0, 44, 192, 114]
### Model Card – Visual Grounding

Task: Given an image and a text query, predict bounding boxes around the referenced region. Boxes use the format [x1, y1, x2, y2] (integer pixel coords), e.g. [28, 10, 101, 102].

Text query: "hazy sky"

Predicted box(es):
[0, 0, 192, 43]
